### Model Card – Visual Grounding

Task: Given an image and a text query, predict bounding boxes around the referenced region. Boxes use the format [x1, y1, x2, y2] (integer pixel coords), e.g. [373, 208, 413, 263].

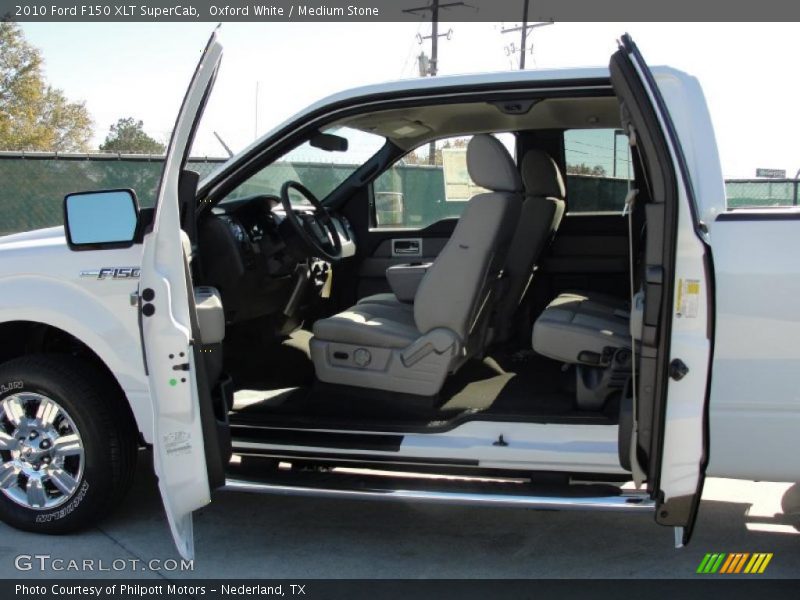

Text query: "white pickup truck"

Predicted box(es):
[0, 32, 796, 561]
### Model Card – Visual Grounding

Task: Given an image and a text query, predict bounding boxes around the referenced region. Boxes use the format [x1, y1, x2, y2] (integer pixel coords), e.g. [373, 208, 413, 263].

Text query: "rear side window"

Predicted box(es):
[564, 128, 632, 213]
[372, 133, 516, 229]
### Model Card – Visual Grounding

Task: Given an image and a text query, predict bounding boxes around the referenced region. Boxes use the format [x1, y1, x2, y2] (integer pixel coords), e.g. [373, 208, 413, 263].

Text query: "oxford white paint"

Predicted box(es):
[707, 214, 800, 482]
[629, 58, 713, 506]
[0, 33, 791, 556]
[0, 232, 151, 439]
[652, 68, 727, 227]
[139, 33, 222, 561]
[233, 421, 627, 475]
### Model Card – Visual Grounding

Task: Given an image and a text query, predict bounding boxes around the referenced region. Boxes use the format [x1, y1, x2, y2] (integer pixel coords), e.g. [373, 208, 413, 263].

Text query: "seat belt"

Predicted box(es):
[622, 124, 647, 489]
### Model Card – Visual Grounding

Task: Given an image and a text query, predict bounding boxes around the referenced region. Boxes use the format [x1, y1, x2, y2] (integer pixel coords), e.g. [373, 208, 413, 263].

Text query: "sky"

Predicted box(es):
[20, 21, 800, 178]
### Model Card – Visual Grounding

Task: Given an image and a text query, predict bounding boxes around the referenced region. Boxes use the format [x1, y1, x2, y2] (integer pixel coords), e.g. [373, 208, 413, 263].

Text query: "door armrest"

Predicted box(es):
[194, 286, 225, 344]
[386, 262, 432, 302]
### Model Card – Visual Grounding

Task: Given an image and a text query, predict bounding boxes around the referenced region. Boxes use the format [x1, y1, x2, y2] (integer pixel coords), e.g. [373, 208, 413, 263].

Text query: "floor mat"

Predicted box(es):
[225, 329, 314, 391]
[229, 342, 597, 428]
[439, 352, 575, 417]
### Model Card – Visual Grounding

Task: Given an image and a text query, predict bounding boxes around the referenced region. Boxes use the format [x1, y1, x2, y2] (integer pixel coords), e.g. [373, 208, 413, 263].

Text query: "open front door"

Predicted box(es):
[138, 31, 223, 560]
[610, 35, 714, 546]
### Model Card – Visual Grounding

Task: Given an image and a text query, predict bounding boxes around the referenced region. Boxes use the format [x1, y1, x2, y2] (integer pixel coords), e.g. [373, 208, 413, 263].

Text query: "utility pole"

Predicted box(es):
[213, 131, 234, 158]
[404, 1, 464, 164]
[612, 129, 626, 178]
[501, 0, 553, 70]
[254, 81, 259, 140]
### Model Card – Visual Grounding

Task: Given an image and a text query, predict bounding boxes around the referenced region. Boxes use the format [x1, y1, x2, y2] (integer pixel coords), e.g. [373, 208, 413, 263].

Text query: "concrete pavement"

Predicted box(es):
[0, 450, 798, 579]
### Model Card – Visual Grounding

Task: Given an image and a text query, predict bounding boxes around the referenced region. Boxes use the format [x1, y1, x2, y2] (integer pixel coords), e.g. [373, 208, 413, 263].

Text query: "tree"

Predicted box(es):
[403, 137, 469, 166]
[0, 22, 93, 152]
[99, 117, 165, 155]
[567, 163, 607, 177]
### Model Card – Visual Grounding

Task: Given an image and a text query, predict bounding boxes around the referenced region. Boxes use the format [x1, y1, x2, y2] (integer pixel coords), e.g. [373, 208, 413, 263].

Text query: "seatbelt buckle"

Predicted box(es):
[621, 189, 638, 217]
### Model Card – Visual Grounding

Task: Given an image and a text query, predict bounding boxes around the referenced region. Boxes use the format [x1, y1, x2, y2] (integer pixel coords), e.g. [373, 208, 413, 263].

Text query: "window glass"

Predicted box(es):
[372, 133, 515, 229]
[564, 128, 632, 213]
[221, 126, 385, 207]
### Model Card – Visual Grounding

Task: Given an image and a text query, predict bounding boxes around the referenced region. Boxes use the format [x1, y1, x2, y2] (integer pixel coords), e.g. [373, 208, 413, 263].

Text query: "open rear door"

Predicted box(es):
[610, 35, 714, 546]
[138, 31, 224, 560]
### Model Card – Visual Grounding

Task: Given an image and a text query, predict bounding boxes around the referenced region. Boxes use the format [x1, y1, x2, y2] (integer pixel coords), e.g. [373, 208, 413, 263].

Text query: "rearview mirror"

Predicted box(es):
[309, 132, 348, 152]
[64, 189, 139, 250]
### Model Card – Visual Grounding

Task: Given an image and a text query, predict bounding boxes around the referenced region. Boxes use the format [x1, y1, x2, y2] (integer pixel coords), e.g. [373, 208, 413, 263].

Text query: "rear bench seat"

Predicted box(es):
[532, 291, 631, 366]
[533, 290, 643, 410]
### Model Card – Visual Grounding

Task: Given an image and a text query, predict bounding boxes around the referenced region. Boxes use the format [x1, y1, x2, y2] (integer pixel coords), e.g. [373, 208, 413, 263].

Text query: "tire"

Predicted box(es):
[0, 354, 137, 534]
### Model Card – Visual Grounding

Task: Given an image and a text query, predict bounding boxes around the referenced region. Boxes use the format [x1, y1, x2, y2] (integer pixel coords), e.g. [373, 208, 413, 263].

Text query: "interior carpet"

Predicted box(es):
[228, 338, 614, 427]
[438, 353, 574, 417]
[225, 328, 315, 391]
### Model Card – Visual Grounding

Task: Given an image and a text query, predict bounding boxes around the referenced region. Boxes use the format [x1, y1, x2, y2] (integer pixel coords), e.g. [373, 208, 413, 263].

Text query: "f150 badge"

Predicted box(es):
[80, 267, 141, 280]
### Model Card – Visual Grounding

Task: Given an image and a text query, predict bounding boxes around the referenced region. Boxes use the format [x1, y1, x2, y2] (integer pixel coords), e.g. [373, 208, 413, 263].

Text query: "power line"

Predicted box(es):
[213, 131, 234, 158]
[399, 20, 426, 78]
[403, 1, 465, 77]
[403, 0, 468, 164]
[254, 81, 259, 141]
[501, 0, 553, 69]
[566, 147, 632, 163]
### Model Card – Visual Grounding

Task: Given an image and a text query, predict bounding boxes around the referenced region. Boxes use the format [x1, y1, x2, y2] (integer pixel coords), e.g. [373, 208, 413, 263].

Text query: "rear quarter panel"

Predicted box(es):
[707, 213, 800, 481]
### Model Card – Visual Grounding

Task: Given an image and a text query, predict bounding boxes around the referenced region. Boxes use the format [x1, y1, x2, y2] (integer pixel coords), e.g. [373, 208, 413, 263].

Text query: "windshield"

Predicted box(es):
[221, 126, 385, 207]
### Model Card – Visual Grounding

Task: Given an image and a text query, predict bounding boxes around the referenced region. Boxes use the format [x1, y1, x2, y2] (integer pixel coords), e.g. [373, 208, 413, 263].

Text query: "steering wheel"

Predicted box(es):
[280, 181, 343, 262]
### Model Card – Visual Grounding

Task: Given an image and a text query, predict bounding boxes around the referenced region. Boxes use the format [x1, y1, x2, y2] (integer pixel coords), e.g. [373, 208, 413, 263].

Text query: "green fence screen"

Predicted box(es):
[0, 155, 224, 236]
[725, 180, 798, 208]
[0, 154, 795, 237]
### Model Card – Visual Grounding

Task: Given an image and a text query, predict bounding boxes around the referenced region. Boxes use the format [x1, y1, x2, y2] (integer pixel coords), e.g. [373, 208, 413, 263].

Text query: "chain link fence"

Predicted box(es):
[0, 153, 795, 237]
[725, 179, 799, 209]
[0, 153, 225, 236]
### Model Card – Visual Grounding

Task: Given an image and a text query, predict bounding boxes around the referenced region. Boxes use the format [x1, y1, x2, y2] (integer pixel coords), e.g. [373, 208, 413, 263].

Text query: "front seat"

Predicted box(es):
[310, 134, 524, 396]
[492, 149, 566, 343]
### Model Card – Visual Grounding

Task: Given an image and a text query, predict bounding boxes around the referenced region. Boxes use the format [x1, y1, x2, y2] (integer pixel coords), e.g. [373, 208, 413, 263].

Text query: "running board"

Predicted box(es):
[223, 477, 655, 512]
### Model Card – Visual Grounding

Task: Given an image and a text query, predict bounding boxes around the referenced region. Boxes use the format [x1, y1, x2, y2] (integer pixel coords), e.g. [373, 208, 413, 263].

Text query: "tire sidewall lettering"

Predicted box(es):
[0, 381, 24, 395]
[34, 480, 90, 523]
[0, 378, 87, 518]
[0, 356, 136, 535]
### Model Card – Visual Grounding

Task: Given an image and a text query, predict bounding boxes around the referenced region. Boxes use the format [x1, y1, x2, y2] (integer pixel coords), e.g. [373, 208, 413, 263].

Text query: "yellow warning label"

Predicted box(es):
[676, 278, 700, 319]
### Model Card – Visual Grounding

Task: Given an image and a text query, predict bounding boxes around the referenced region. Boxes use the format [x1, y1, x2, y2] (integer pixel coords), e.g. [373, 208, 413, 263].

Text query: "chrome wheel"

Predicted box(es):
[0, 392, 85, 510]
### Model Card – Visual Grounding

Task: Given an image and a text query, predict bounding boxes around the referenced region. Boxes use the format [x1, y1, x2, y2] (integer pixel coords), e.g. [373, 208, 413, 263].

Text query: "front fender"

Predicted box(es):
[0, 274, 153, 442]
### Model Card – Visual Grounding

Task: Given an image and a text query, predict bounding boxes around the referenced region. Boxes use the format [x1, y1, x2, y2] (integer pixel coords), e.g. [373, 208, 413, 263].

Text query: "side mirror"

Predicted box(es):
[64, 189, 139, 251]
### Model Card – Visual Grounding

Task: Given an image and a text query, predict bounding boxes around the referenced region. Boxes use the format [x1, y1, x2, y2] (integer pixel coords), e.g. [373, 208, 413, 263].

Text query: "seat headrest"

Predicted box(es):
[466, 134, 523, 193]
[521, 149, 565, 199]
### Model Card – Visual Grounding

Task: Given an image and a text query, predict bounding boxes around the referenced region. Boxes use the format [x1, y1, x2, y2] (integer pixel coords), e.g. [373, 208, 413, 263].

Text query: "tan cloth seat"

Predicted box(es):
[492, 149, 566, 342]
[311, 134, 523, 396]
[356, 292, 414, 310]
[360, 149, 566, 348]
[532, 291, 631, 364]
[312, 303, 419, 349]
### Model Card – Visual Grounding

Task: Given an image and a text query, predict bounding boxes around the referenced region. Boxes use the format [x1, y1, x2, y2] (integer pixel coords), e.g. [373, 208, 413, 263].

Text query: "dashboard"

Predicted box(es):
[196, 194, 356, 325]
